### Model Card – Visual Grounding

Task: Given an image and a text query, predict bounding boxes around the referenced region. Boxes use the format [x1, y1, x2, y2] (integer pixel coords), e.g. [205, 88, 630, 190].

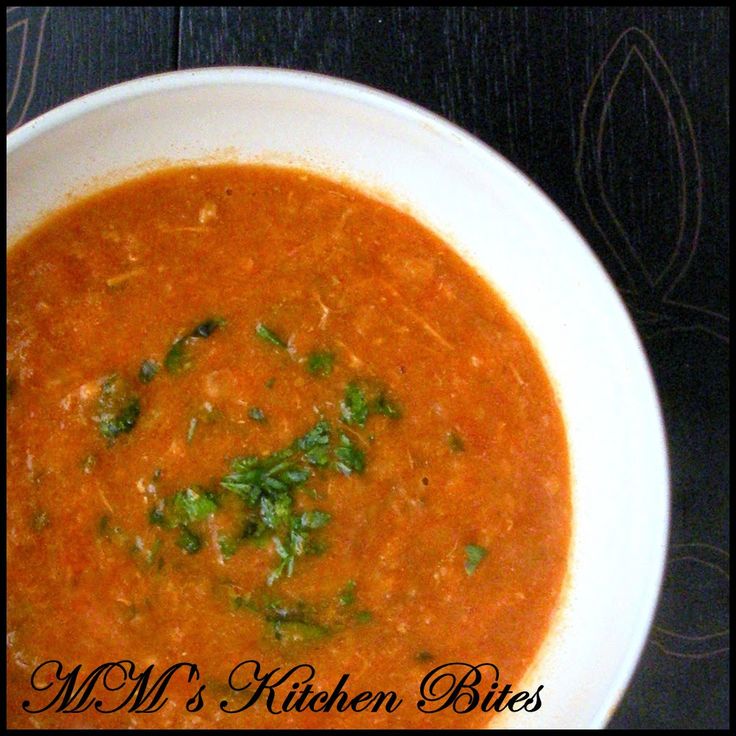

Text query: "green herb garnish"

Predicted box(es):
[297, 420, 331, 467]
[164, 339, 188, 373]
[448, 431, 465, 452]
[248, 407, 266, 423]
[340, 382, 369, 427]
[255, 322, 287, 348]
[177, 526, 202, 554]
[371, 393, 402, 419]
[138, 359, 160, 384]
[171, 486, 219, 524]
[164, 316, 225, 374]
[338, 580, 357, 606]
[464, 544, 487, 575]
[218, 533, 239, 560]
[271, 620, 328, 644]
[32, 510, 50, 532]
[306, 351, 335, 377]
[335, 433, 365, 475]
[97, 374, 140, 441]
[148, 486, 218, 540]
[221, 423, 333, 585]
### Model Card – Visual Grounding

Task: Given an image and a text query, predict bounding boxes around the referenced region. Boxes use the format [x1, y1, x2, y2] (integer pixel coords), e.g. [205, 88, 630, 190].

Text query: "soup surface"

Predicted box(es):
[7, 165, 570, 728]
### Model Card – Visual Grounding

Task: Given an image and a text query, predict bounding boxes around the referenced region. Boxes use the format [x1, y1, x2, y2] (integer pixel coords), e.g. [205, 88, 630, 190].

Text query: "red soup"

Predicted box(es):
[6, 165, 571, 729]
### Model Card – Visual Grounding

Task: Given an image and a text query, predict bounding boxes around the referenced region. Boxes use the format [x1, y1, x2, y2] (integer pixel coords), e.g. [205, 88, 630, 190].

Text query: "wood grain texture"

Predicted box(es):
[6, 5, 729, 729]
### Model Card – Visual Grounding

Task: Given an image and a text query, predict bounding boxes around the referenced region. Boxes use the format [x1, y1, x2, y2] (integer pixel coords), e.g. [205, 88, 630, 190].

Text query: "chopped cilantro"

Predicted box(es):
[464, 544, 487, 575]
[190, 318, 225, 338]
[242, 518, 266, 539]
[148, 502, 166, 527]
[248, 406, 266, 423]
[138, 359, 159, 384]
[218, 534, 239, 560]
[221, 425, 333, 585]
[149, 487, 218, 533]
[165, 316, 225, 374]
[260, 492, 293, 530]
[299, 510, 331, 529]
[354, 610, 373, 624]
[164, 338, 188, 373]
[297, 420, 331, 467]
[272, 620, 328, 644]
[266, 510, 331, 585]
[171, 486, 219, 524]
[32, 509, 50, 532]
[340, 382, 369, 427]
[97, 375, 140, 441]
[371, 392, 402, 419]
[222, 450, 310, 506]
[448, 431, 465, 452]
[335, 433, 365, 475]
[255, 322, 287, 348]
[338, 580, 357, 606]
[177, 526, 202, 554]
[306, 351, 335, 377]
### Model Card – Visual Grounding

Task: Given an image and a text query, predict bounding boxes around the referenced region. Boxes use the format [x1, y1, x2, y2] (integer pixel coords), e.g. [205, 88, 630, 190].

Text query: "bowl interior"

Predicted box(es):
[6, 68, 669, 728]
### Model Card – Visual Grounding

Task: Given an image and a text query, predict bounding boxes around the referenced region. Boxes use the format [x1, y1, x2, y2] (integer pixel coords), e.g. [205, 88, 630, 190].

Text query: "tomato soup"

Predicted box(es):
[6, 165, 570, 728]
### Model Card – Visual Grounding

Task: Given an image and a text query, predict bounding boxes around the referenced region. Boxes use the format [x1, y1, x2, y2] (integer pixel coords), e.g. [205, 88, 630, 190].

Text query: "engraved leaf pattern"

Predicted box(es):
[6, 6, 49, 132]
[651, 544, 729, 659]
[576, 27, 727, 344]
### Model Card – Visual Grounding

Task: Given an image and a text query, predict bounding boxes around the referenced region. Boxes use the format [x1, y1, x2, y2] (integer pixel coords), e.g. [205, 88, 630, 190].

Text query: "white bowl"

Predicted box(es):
[6, 67, 669, 729]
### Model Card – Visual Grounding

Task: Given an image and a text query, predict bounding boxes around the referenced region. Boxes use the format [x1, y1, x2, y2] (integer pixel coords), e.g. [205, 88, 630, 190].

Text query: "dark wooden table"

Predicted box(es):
[7, 7, 729, 729]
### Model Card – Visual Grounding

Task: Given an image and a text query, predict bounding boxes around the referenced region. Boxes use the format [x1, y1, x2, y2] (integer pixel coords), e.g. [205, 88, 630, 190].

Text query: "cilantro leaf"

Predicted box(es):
[171, 486, 219, 524]
[164, 316, 225, 374]
[177, 526, 202, 554]
[297, 420, 331, 467]
[255, 322, 287, 348]
[338, 580, 357, 606]
[448, 431, 465, 452]
[464, 544, 487, 575]
[299, 510, 331, 529]
[218, 533, 239, 559]
[340, 382, 369, 427]
[371, 392, 402, 419]
[248, 406, 266, 423]
[335, 433, 365, 475]
[97, 375, 140, 441]
[138, 359, 160, 384]
[306, 351, 335, 377]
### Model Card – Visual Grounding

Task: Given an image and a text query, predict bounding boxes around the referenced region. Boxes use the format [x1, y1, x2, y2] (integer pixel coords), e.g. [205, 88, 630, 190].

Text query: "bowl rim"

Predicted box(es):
[6, 66, 670, 728]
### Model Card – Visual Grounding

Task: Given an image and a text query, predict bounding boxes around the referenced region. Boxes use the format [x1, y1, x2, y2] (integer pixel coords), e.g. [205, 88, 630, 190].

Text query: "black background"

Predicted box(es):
[7, 6, 729, 729]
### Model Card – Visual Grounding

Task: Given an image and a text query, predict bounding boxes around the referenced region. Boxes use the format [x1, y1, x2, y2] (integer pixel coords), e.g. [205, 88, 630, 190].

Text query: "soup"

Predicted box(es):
[6, 165, 570, 728]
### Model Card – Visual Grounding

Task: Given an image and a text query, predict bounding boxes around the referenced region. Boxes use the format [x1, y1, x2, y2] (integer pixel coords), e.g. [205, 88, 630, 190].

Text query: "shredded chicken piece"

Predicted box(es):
[334, 339, 365, 368]
[378, 280, 453, 349]
[106, 268, 145, 288]
[314, 292, 331, 330]
[157, 225, 210, 234]
[198, 201, 218, 224]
